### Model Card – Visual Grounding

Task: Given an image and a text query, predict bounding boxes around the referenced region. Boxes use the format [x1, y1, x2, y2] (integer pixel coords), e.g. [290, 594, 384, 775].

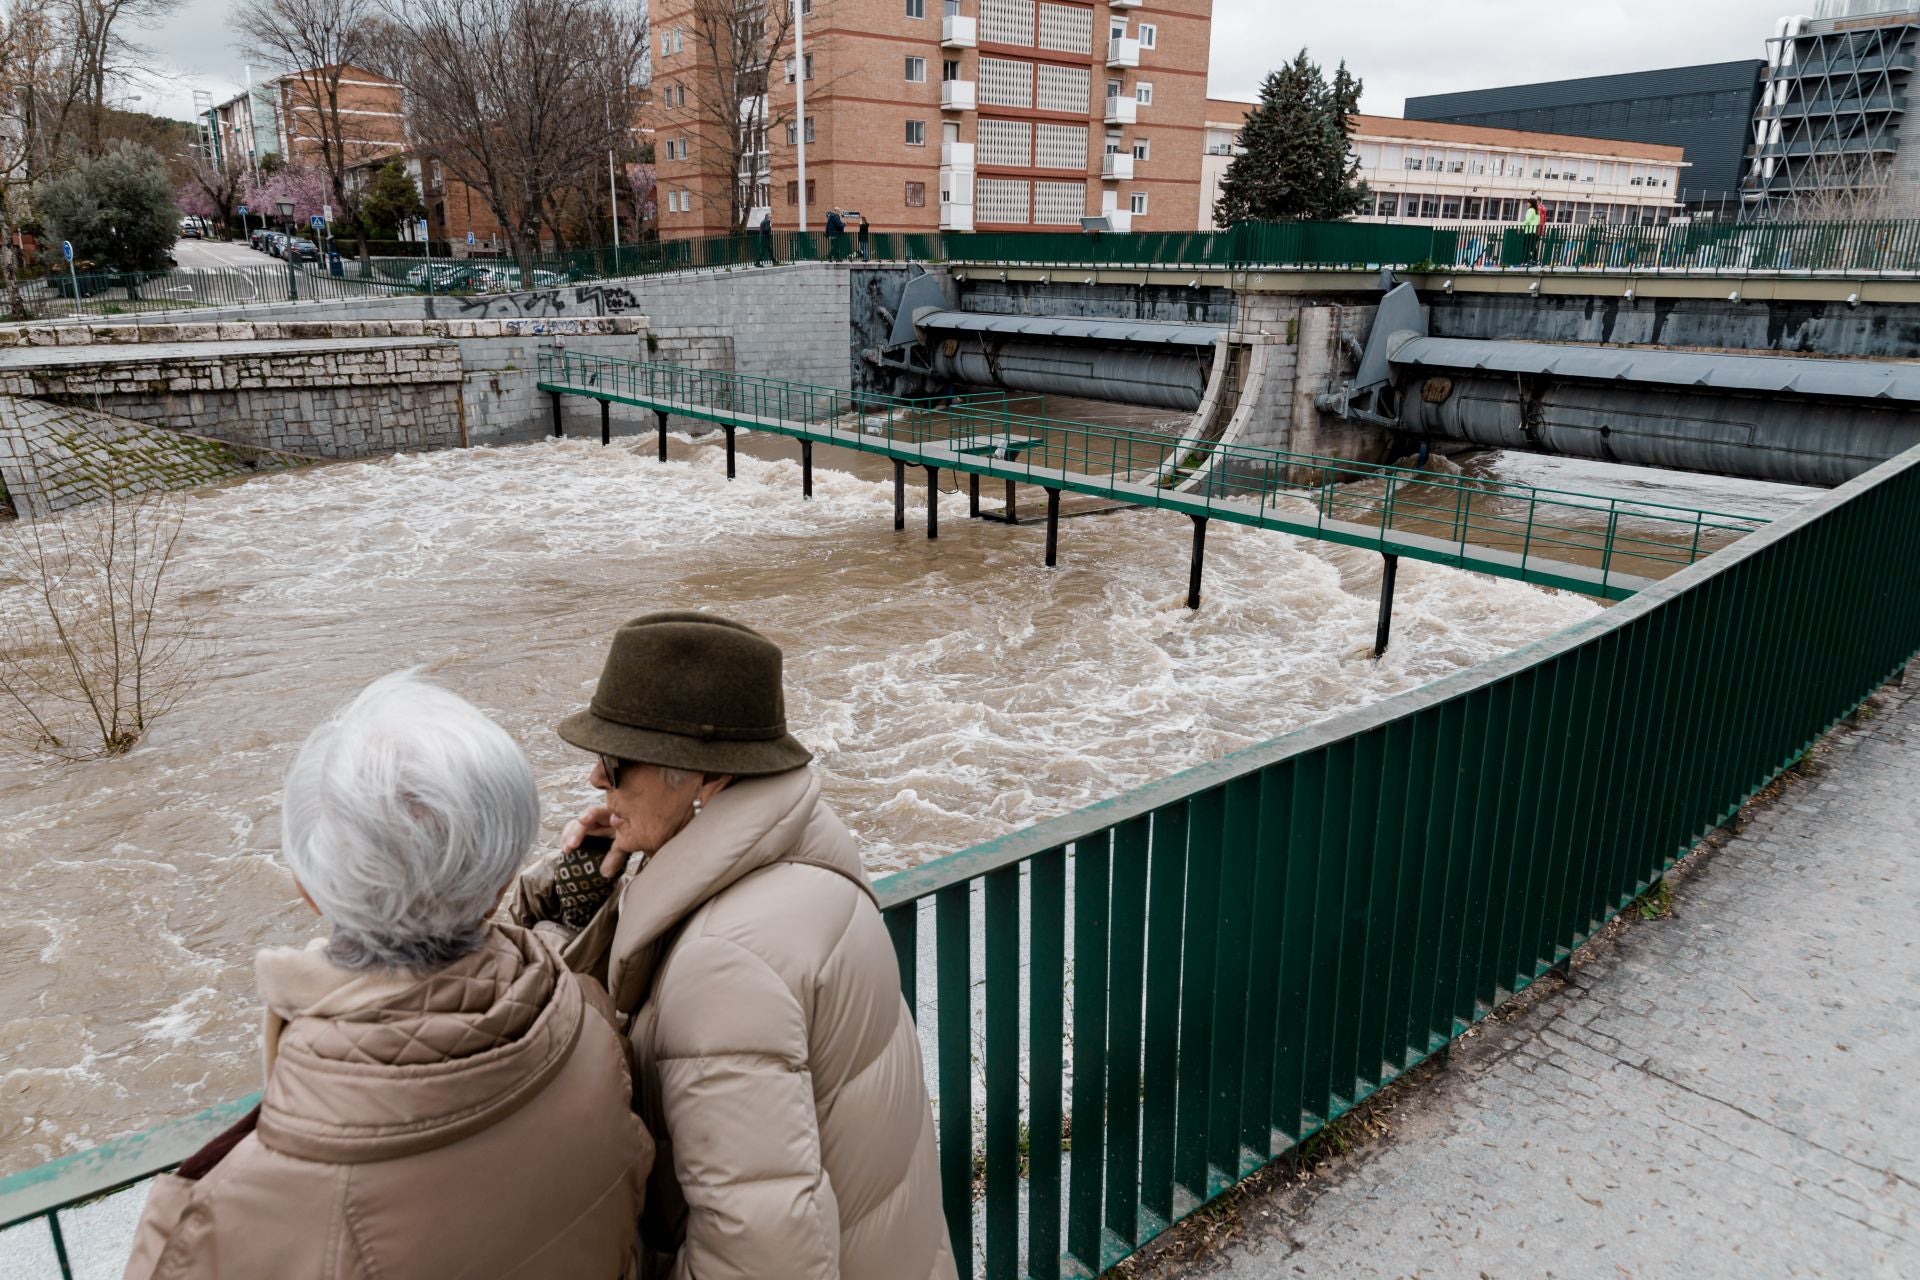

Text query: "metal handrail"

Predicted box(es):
[536, 351, 1769, 597]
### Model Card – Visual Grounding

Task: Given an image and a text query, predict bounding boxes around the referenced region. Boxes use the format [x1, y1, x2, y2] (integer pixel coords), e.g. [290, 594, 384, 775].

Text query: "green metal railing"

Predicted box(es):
[2, 437, 1913, 1280]
[14, 216, 1920, 327]
[9, 264, 417, 320]
[875, 437, 1920, 1278]
[944, 217, 1920, 277]
[536, 351, 1768, 599]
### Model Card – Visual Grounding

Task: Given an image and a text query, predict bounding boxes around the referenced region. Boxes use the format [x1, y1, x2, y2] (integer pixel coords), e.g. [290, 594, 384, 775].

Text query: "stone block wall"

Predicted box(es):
[60, 264, 853, 390]
[0, 395, 313, 518]
[104, 383, 464, 457]
[0, 316, 655, 447]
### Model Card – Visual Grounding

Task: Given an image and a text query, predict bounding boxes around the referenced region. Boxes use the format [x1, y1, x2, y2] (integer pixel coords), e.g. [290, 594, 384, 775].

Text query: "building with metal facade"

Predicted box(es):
[1746, 1, 1920, 217]
[1405, 62, 1764, 213]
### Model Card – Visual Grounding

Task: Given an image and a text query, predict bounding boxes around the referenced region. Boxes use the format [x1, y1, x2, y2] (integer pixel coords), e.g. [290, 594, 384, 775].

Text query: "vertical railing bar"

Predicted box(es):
[1137, 800, 1190, 1224]
[1103, 817, 1150, 1249]
[1066, 832, 1112, 1269]
[983, 866, 1022, 1280]
[1027, 849, 1067, 1280]
[935, 884, 974, 1277]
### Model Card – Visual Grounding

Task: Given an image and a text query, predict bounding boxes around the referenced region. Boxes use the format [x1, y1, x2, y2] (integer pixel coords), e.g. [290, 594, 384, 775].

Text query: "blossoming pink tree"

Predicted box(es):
[240, 167, 333, 231]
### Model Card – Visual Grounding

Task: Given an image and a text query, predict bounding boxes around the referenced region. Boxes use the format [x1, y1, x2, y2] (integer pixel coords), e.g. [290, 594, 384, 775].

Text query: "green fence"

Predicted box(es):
[873, 437, 1920, 1276]
[0, 440, 1914, 1276]
[7, 264, 417, 320]
[941, 217, 1920, 277]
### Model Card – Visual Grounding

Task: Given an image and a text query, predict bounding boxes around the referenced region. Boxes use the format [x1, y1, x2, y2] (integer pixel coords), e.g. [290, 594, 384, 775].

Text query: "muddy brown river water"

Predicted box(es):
[0, 413, 1812, 1174]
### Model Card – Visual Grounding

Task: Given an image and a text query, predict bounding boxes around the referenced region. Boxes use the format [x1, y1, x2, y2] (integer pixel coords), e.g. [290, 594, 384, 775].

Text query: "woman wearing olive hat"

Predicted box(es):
[511, 612, 956, 1280]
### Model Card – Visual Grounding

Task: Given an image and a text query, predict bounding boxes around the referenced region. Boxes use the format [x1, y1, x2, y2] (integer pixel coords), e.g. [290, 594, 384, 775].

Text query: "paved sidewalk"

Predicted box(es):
[1144, 682, 1920, 1280]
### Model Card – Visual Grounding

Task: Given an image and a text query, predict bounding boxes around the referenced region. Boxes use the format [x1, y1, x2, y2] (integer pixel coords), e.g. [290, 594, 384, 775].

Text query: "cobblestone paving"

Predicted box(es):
[1184, 682, 1920, 1280]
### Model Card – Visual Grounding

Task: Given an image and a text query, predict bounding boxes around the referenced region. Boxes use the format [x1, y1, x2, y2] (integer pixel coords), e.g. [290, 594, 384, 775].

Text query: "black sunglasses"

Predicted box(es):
[597, 753, 633, 789]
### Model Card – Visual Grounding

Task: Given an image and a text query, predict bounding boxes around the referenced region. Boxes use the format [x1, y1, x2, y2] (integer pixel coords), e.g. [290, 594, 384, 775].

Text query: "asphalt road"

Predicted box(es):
[171, 236, 269, 269]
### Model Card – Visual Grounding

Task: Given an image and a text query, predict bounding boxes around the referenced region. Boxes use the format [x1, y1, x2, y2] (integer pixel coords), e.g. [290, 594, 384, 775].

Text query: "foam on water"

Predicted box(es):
[0, 436, 1598, 1173]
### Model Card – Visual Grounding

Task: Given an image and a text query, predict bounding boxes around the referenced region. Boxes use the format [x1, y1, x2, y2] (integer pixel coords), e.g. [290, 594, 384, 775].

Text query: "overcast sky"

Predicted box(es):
[131, 0, 1796, 121]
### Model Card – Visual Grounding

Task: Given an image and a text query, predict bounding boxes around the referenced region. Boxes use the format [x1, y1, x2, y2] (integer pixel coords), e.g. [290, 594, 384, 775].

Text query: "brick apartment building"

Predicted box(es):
[650, 0, 1214, 238]
[210, 65, 512, 247]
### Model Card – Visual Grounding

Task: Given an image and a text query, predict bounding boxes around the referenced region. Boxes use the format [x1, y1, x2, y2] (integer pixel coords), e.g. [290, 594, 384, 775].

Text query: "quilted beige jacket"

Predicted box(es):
[122, 924, 651, 1280]
[513, 767, 956, 1280]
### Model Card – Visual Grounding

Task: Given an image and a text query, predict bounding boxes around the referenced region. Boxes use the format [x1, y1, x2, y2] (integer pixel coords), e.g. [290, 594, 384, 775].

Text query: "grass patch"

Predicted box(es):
[1632, 879, 1672, 921]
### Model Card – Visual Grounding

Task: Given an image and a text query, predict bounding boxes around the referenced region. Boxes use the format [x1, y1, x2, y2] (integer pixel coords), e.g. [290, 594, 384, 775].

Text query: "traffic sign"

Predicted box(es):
[236, 204, 248, 216]
[61, 241, 72, 262]
[309, 215, 326, 230]
[466, 231, 475, 246]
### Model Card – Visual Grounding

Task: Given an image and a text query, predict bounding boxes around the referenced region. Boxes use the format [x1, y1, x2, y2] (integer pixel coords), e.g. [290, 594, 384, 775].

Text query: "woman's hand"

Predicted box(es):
[561, 806, 627, 879]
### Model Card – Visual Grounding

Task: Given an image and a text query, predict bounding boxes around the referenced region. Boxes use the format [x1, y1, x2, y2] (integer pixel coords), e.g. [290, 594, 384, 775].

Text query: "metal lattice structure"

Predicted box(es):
[1746, 3, 1920, 215]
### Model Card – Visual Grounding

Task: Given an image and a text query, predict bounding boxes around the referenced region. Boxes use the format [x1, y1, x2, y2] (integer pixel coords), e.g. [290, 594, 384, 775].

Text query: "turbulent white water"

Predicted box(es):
[0, 434, 1606, 1172]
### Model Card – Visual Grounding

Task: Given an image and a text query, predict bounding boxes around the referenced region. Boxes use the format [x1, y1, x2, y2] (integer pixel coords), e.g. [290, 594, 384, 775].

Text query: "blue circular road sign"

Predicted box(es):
[61, 241, 72, 262]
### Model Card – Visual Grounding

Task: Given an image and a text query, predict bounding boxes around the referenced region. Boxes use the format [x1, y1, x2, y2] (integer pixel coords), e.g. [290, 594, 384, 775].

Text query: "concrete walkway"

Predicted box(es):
[1138, 680, 1920, 1280]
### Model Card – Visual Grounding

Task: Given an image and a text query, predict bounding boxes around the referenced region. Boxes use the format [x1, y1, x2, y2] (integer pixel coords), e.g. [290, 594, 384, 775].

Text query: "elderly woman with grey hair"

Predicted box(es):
[123, 671, 652, 1280]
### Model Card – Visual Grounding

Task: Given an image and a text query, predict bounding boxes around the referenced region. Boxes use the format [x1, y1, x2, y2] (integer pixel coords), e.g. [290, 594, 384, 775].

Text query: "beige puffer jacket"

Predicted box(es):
[513, 767, 956, 1280]
[123, 924, 651, 1280]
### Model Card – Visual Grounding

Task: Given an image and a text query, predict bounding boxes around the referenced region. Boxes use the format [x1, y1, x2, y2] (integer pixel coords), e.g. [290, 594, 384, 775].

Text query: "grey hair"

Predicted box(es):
[281, 670, 540, 973]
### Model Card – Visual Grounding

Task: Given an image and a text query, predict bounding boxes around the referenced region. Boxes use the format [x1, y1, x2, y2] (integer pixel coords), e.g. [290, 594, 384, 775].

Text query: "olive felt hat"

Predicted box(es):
[557, 612, 814, 777]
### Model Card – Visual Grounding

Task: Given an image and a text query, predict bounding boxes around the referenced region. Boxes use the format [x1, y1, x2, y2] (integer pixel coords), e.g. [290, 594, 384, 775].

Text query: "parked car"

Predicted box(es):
[470, 265, 567, 292]
[267, 233, 289, 257]
[178, 218, 202, 239]
[286, 238, 322, 263]
[402, 263, 478, 290]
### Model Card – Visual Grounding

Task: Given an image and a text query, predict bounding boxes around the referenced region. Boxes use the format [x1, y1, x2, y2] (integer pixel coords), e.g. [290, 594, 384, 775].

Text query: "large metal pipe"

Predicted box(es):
[1397, 371, 1920, 488]
[1389, 335, 1920, 488]
[927, 338, 1209, 411]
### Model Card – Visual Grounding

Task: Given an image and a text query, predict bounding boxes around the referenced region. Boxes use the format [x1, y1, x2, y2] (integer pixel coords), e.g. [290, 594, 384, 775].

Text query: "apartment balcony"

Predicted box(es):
[1101, 208, 1134, 232]
[1101, 152, 1134, 180]
[942, 14, 976, 47]
[1107, 36, 1141, 68]
[941, 166, 975, 204]
[1109, 0, 1143, 7]
[941, 79, 977, 111]
[940, 201, 974, 231]
[1104, 95, 1137, 124]
[941, 140, 975, 168]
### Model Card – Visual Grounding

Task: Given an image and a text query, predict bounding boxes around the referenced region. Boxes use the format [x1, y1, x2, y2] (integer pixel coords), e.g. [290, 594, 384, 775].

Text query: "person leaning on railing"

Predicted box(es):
[508, 612, 958, 1280]
[122, 673, 652, 1280]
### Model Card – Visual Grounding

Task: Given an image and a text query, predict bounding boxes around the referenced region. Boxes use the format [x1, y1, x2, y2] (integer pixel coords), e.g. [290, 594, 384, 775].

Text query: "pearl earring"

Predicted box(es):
[691, 797, 703, 817]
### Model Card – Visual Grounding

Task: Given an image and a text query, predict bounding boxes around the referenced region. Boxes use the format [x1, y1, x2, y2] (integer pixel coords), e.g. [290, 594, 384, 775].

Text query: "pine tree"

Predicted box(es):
[1214, 50, 1369, 226]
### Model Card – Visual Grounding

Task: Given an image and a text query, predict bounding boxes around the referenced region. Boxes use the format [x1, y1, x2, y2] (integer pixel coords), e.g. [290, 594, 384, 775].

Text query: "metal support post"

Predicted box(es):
[1187, 515, 1208, 610]
[926, 466, 939, 539]
[1044, 486, 1061, 567]
[600, 399, 610, 446]
[724, 426, 736, 479]
[894, 458, 906, 531]
[1005, 479, 1019, 525]
[1374, 552, 1399, 658]
[802, 440, 813, 499]
[968, 473, 980, 518]
[655, 410, 668, 461]
[551, 392, 563, 438]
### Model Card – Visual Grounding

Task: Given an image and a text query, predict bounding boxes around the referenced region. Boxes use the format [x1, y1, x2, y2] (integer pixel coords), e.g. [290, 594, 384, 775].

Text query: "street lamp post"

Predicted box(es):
[276, 199, 296, 301]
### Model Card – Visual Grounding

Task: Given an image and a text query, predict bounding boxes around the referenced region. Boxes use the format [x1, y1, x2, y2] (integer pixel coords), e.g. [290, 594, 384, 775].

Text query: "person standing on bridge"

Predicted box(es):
[825, 207, 846, 261]
[858, 214, 872, 263]
[756, 211, 776, 267]
[509, 613, 957, 1280]
[122, 673, 652, 1280]
[1523, 196, 1544, 265]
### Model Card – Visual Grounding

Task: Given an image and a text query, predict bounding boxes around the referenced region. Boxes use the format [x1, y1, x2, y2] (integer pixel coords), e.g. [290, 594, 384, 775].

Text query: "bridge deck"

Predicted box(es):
[537, 354, 1771, 600]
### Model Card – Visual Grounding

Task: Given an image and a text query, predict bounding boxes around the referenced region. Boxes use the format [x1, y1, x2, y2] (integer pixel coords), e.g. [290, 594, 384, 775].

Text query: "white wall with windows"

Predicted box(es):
[1348, 122, 1688, 227]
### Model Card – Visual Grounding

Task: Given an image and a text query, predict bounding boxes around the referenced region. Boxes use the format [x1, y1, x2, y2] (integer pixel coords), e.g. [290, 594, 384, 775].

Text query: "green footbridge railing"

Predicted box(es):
[536, 351, 1766, 601]
[5, 443, 1915, 1278]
